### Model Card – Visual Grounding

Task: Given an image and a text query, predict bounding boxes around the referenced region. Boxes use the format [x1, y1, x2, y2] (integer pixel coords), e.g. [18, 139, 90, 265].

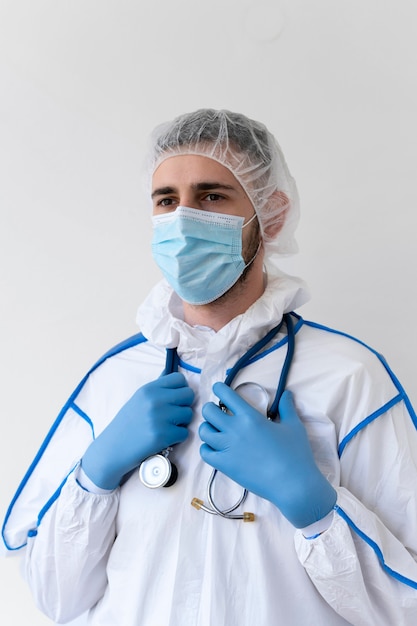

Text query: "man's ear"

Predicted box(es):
[263, 191, 289, 239]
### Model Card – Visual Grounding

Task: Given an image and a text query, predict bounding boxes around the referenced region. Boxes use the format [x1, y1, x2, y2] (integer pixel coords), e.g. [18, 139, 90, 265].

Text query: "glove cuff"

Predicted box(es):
[301, 510, 335, 539]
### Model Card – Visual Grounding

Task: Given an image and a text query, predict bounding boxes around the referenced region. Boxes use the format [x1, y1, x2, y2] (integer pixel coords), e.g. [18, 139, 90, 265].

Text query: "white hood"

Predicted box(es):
[136, 270, 310, 359]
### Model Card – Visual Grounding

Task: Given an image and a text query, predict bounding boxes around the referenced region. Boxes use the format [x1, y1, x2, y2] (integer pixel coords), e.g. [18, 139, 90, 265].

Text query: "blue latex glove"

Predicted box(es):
[200, 384, 337, 528]
[82, 372, 194, 489]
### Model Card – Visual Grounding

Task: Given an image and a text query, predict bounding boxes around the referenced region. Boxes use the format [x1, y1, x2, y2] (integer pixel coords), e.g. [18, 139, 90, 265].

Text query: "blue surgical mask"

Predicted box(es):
[151, 206, 258, 305]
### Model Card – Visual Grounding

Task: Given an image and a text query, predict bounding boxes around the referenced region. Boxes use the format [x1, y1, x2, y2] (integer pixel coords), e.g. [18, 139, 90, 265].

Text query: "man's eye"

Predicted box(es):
[158, 198, 173, 206]
[205, 193, 222, 202]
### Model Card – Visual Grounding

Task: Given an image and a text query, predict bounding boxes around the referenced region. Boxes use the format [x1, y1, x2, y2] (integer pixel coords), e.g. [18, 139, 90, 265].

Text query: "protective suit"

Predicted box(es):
[3, 272, 417, 625]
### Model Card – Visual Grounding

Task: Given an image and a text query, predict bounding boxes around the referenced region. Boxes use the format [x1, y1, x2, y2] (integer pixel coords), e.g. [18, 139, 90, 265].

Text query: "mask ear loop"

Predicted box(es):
[242, 211, 262, 270]
[241, 211, 258, 228]
[266, 313, 295, 421]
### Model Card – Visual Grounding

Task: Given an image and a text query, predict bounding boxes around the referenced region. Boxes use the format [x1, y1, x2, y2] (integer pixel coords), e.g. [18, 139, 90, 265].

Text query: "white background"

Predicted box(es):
[1, 1, 416, 624]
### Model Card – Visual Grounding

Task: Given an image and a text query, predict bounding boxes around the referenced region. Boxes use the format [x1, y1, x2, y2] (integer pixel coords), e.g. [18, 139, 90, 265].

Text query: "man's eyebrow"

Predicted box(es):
[151, 186, 175, 198]
[151, 182, 236, 198]
[192, 182, 236, 192]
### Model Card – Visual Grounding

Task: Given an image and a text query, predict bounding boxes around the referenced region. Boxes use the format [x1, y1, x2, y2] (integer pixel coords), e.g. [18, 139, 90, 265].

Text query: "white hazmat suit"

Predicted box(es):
[2, 272, 417, 625]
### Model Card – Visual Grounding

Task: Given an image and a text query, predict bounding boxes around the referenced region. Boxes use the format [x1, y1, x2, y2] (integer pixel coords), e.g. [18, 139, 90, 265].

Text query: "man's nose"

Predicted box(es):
[179, 195, 199, 209]
[179, 192, 213, 211]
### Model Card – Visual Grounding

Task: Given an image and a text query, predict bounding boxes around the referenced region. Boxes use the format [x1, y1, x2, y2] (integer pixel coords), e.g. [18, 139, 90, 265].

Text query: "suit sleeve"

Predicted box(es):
[23, 468, 119, 623]
[295, 399, 417, 625]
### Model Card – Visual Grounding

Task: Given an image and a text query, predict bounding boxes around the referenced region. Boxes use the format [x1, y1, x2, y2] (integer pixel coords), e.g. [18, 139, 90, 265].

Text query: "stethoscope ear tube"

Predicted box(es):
[267, 313, 294, 420]
[222, 313, 294, 419]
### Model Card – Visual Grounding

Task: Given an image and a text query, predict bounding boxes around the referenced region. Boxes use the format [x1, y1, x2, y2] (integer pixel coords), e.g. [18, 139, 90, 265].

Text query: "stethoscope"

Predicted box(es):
[138, 313, 295, 521]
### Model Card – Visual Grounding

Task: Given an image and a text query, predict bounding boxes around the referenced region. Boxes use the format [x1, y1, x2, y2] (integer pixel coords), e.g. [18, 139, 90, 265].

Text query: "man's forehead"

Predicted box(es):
[151, 153, 242, 190]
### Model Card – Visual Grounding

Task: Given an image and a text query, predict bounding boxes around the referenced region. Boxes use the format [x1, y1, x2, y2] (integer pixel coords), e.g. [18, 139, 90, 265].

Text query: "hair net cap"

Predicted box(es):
[145, 109, 300, 271]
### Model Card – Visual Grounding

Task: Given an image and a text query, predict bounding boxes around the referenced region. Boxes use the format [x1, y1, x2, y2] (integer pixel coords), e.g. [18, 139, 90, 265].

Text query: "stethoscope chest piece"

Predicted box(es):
[139, 451, 178, 489]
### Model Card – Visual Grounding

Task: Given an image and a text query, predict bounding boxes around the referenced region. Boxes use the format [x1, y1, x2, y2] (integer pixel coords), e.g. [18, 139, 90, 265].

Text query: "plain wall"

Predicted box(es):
[1, 1, 416, 623]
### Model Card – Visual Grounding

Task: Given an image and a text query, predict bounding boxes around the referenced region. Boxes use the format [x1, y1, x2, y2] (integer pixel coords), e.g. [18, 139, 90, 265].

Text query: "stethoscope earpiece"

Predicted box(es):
[139, 452, 178, 489]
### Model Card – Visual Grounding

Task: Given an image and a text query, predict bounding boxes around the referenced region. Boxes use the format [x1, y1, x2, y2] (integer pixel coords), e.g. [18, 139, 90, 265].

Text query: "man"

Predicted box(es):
[3, 109, 417, 625]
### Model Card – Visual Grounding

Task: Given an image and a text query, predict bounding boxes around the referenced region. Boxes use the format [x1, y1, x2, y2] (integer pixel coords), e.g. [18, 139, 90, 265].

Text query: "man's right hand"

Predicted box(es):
[81, 372, 194, 489]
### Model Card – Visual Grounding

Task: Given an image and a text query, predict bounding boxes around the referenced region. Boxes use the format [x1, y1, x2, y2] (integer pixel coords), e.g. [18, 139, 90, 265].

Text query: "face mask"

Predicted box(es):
[151, 206, 258, 305]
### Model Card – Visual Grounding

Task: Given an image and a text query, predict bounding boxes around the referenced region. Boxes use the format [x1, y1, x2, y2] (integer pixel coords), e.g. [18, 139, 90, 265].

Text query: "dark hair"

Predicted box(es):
[154, 108, 272, 166]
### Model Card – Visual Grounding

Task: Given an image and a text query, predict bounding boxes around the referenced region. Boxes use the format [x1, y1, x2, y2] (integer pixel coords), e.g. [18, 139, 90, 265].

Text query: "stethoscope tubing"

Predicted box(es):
[140, 313, 296, 519]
